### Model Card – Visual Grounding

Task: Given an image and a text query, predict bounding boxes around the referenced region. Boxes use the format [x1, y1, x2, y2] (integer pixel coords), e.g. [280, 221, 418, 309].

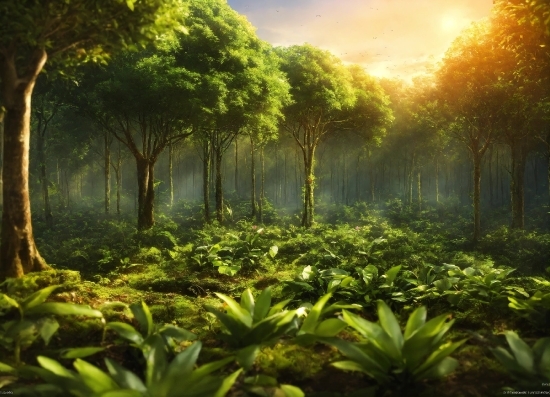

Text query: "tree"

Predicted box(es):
[89, 48, 194, 229]
[0, 0, 184, 278]
[491, 0, 550, 228]
[278, 45, 356, 227]
[436, 22, 510, 243]
[176, 0, 289, 224]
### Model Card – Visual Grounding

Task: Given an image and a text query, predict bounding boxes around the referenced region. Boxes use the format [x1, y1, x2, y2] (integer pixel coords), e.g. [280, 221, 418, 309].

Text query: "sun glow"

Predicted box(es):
[441, 15, 460, 32]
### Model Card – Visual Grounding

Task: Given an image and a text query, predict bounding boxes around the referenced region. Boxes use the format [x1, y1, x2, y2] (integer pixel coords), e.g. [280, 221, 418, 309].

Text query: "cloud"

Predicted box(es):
[227, 0, 494, 80]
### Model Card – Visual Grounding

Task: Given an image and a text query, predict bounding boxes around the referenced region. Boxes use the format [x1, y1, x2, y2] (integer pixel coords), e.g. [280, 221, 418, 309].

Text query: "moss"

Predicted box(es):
[0, 270, 82, 298]
[256, 343, 329, 381]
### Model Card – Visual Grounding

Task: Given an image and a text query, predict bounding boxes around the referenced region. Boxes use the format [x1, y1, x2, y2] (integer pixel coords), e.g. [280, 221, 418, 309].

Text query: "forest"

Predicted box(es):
[0, 0, 549, 396]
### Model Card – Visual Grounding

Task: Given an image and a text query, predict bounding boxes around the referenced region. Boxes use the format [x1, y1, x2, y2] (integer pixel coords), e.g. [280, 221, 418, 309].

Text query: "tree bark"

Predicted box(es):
[168, 141, 174, 207]
[435, 157, 440, 204]
[202, 141, 211, 223]
[250, 136, 257, 219]
[473, 157, 482, 243]
[215, 146, 224, 223]
[0, 48, 49, 278]
[37, 131, 53, 228]
[136, 157, 155, 230]
[417, 169, 422, 212]
[234, 138, 239, 197]
[259, 145, 265, 223]
[104, 130, 111, 214]
[510, 143, 527, 229]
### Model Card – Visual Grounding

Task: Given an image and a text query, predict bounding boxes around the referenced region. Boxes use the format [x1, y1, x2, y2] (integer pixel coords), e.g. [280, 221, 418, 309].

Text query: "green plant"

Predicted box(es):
[508, 291, 550, 327]
[491, 331, 550, 389]
[295, 292, 360, 346]
[15, 340, 240, 397]
[205, 287, 298, 368]
[106, 301, 196, 355]
[0, 285, 103, 366]
[323, 301, 466, 394]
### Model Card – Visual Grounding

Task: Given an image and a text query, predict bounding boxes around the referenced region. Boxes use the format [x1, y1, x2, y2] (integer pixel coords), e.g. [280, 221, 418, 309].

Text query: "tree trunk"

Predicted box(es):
[202, 142, 211, 223]
[0, 48, 49, 278]
[215, 146, 224, 223]
[302, 149, 315, 228]
[136, 157, 155, 230]
[104, 131, 111, 214]
[417, 169, 422, 212]
[408, 153, 415, 205]
[259, 145, 265, 223]
[250, 136, 257, 218]
[113, 143, 122, 215]
[473, 157, 482, 243]
[168, 141, 174, 208]
[37, 132, 53, 228]
[510, 143, 526, 229]
[234, 138, 239, 196]
[435, 157, 440, 204]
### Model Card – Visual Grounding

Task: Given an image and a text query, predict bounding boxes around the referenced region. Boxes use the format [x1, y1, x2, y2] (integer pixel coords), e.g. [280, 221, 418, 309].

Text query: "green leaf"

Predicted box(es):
[0, 293, 21, 315]
[26, 303, 103, 318]
[384, 265, 402, 286]
[130, 302, 153, 337]
[158, 325, 196, 342]
[60, 347, 105, 359]
[218, 265, 241, 276]
[236, 345, 259, 370]
[39, 317, 59, 345]
[377, 301, 403, 350]
[106, 322, 144, 345]
[280, 384, 305, 397]
[504, 331, 535, 374]
[73, 359, 118, 393]
[105, 358, 147, 393]
[97, 390, 143, 397]
[269, 246, 279, 259]
[491, 346, 524, 373]
[37, 356, 76, 379]
[21, 285, 61, 311]
[419, 357, 459, 380]
[213, 368, 243, 397]
[126, 0, 135, 11]
[300, 293, 332, 334]
[315, 318, 347, 337]
[413, 339, 467, 377]
[0, 361, 16, 374]
[433, 278, 452, 292]
[253, 288, 272, 322]
[404, 306, 427, 340]
[156, 341, 201, 395]
[144, 335, 167, 388]
[215, 293, 253, 328]
[240, 289, 255, 317]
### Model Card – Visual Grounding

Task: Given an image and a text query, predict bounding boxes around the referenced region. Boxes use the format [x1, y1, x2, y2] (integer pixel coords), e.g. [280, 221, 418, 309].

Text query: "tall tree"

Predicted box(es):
[0, 0, 184, 278]
[278, 45, 356, 227]
[437, 22, 510, 243]
[90, 48, 195, 229]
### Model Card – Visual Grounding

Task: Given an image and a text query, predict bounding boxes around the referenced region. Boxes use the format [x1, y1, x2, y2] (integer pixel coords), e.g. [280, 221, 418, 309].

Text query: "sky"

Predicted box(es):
[226, 0, 495, 81]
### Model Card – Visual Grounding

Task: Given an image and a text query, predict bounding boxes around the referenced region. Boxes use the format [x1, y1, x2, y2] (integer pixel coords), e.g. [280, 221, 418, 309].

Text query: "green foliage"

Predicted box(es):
[491, 331, 550, 389]
[191, 227, 278, 276]
[205, 287, 298, 368]
[106, 301, 196, 354]
[324, 301, 466, 392]
[508, 290, 550, 328]
[18, 341, 240, 397]
[0, 285, 103, 366]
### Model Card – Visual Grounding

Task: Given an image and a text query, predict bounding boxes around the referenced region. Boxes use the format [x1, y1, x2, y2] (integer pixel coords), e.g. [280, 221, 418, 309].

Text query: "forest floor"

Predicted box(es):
[2, 200, 550, 396]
